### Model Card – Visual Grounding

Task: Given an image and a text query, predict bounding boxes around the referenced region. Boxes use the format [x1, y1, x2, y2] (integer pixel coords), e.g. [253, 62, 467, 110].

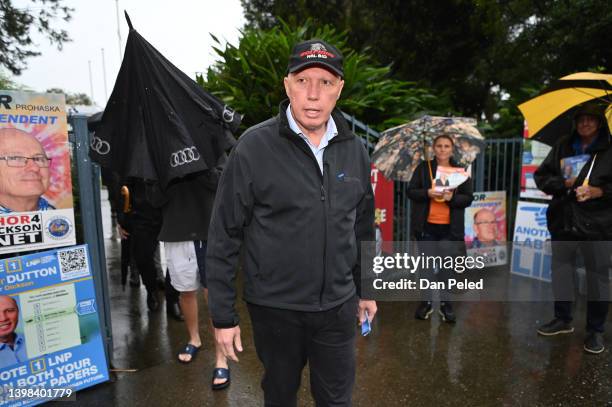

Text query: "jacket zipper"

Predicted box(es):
[293, 134, 344, 310]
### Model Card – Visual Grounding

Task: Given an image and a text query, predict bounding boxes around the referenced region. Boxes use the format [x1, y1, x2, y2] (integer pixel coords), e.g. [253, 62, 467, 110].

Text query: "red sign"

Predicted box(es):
[371, 164, 394, 251]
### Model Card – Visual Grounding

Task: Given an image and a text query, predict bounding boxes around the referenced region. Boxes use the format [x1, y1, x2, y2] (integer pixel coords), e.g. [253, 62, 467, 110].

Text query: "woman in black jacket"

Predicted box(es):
[407, 134, 474, 322]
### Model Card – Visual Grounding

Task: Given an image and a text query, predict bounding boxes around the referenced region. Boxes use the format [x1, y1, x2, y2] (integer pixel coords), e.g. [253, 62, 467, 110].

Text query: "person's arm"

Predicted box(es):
[448, 175, 474, 209]
[206, 145, 253, 328]
[353, 144, 375, 298]
[353, 144, 377, 324]
[534, 146, 566, 196]
[406, 162, 430, 202]
[576, 158, 612, 202]
[206, 145, 252, 362]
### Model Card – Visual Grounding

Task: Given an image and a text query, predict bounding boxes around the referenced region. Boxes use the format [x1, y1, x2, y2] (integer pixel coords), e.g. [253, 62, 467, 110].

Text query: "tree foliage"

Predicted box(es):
[46, 88, 93, 105]
[0, 0, 73, 75]
[199, 20, 448, 132]
[240, 0, 612, 137]
[0, 71, 19, 90]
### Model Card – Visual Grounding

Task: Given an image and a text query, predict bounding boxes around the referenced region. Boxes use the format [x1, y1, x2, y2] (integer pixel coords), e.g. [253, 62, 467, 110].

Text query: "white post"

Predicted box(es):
[101, 48, 108, 101]
[115, 0, 122, 61]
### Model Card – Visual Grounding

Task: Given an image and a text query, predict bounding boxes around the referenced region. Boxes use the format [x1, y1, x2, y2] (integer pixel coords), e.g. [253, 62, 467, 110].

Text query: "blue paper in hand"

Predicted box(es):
[361, 310, 372, 336]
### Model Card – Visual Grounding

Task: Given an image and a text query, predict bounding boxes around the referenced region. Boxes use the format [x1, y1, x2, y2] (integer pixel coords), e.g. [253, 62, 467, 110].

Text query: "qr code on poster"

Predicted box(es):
[58, 246, 90, 281]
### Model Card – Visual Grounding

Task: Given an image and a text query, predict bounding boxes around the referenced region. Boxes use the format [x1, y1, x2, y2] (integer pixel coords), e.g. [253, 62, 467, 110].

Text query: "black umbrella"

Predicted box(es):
[90, 12, 241, 188]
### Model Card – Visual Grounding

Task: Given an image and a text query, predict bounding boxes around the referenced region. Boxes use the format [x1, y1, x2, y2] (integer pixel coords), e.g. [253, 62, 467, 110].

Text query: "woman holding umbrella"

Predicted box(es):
[407, 134, 474, 322]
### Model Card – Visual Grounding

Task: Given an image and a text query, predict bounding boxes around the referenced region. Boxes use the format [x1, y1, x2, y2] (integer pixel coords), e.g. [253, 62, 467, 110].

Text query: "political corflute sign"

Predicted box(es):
[0, 90, 76, 254]
[0, 245, 109, 406]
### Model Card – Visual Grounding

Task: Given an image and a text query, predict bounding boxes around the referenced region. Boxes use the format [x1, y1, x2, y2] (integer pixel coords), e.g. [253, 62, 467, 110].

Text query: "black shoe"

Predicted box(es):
[166, 301, 184, 321]
[537, 318, 574, 336]
[146, 291, 160, 312]
[584, 331, 605, 354]
[415, 301, 433, 320]
[439, 302, 456, 323]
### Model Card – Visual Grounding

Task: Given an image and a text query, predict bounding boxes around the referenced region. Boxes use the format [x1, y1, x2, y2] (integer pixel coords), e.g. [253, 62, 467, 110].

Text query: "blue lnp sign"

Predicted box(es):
[0, 245, 109, 406]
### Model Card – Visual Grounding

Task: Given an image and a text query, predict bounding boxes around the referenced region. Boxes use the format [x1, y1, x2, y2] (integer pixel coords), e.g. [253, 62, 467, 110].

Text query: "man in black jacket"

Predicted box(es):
[207, 39, 377, 405]
[534, 103, 612, 354]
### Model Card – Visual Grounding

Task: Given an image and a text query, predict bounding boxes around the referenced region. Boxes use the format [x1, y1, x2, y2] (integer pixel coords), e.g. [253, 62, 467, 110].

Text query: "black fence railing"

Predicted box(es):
[343, 114, 524, 242]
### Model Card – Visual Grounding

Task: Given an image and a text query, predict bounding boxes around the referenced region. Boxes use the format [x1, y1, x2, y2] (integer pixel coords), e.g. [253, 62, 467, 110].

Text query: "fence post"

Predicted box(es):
[70, 115, 113, 365]
[474, 151, 485, 192]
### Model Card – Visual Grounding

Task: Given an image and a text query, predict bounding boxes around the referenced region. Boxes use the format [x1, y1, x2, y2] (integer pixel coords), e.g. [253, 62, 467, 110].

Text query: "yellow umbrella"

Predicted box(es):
[518, 72, 612, 145]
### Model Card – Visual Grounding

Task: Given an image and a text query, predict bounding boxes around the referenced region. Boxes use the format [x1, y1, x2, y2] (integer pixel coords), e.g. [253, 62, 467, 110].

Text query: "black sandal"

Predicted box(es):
[177, 343, 201, 364]
[211, 367, 230, 390]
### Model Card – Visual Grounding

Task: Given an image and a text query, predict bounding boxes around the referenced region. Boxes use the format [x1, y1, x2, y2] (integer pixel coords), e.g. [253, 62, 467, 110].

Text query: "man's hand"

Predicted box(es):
[442, 190, 453, 201]
[117, 225, 129, 239]
[358, 299, 377, 325]
[214, 326, 243, 362]
[575, 185, 603, 202]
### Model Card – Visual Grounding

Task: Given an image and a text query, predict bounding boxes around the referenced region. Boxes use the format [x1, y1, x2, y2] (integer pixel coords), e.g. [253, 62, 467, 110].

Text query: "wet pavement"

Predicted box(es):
[60, 238, 611, 407]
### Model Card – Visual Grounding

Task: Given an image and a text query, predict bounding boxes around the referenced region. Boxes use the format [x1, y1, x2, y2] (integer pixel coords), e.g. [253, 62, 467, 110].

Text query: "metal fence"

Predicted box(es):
[68, 115, 114, 364]
[343, 113, 524, 242]
[472, 138, 523, 238]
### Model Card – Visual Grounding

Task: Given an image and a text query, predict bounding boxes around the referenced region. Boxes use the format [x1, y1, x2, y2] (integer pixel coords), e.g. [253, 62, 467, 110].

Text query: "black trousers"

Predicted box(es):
[551, 237, 610, 333]
[416, 223, 455, 301]
[248, 296, 358, 407]
[130, 227, 159, 293]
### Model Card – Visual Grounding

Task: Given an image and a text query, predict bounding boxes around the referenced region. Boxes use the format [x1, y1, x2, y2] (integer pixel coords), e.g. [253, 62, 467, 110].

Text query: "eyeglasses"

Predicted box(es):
[474, 221, 497, 226]
[0, 155, 51, 168]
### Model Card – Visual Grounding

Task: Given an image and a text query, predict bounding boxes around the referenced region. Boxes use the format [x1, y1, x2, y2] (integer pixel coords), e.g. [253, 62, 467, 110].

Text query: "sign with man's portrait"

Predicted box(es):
[0, 90, 76, 254]
[465, 191, 507, 267]
[0, 245, 109, 405]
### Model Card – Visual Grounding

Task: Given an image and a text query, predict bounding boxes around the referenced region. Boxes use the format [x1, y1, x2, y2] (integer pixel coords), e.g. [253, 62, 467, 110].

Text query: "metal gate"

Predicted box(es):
[344, 113, 523, 241]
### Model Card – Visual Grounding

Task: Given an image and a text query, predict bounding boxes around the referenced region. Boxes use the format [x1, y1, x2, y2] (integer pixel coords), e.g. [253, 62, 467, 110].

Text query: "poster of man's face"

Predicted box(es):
[465, 191, 507, 249]
[0, 90, 76, 254]
[473, 208, 499, 245]
[0, 295, 19, 342]
[0, 128, 52, 212]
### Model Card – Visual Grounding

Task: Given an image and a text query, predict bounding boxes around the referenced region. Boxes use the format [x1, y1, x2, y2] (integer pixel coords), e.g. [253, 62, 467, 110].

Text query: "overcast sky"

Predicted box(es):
[12, 0, 245, 106]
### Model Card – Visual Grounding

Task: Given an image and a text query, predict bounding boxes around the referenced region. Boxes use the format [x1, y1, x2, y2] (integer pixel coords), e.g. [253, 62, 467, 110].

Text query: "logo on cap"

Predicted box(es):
[300, 43, 336, 60]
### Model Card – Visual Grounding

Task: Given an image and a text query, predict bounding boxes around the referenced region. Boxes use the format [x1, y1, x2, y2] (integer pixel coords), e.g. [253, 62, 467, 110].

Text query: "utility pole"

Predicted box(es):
[101, 48, 108, 101]
[115, 0, 122, 61]
[88, 60, 95, 104]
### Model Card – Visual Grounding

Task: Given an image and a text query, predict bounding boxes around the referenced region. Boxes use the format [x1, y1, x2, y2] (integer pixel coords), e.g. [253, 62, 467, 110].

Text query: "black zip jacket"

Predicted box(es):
[534, 130, 612, 239]
[406, 160, 474, 241]
[206, 100, 375, 328]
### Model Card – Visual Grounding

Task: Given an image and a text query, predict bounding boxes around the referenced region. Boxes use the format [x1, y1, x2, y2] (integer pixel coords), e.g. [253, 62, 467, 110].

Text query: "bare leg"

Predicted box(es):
[178, 290, 201, 362]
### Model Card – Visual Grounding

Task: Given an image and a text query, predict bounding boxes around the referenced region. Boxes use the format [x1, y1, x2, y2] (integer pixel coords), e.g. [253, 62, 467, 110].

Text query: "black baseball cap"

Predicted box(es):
[287, 39, 344, 78]
[574, 102, 604, 121]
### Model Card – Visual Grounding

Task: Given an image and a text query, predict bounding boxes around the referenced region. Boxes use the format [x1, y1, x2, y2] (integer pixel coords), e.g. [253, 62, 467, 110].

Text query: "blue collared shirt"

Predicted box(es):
[0, 333, 27, 367]
[0, 197, 55, 214]
[286, 105, 337, 174]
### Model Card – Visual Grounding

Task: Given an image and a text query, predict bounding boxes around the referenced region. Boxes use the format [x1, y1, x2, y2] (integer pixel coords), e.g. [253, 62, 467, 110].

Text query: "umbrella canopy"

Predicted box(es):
[90, 13, 241, 189]
[518, 72, 612, 145]
[372, 115, 485, 182]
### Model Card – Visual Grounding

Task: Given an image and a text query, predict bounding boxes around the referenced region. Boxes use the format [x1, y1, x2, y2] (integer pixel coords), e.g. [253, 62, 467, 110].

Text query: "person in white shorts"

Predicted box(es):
[155, 163, 230, 391]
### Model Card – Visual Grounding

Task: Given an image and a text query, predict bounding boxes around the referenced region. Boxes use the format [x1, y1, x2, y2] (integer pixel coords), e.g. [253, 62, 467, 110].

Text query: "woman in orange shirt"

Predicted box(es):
[407, 135, 473, 322]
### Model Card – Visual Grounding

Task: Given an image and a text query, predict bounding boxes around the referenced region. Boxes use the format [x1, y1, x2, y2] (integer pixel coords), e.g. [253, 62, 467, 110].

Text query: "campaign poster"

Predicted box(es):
[371, 164, 394, 255]
[0, 245, 109, 406]
[511, 201, 552, 282]
[433, 166, 469, 192]
[0, 90, 76, 255]
[465, 191, 507, 267]
[520, 138, 551, 200]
